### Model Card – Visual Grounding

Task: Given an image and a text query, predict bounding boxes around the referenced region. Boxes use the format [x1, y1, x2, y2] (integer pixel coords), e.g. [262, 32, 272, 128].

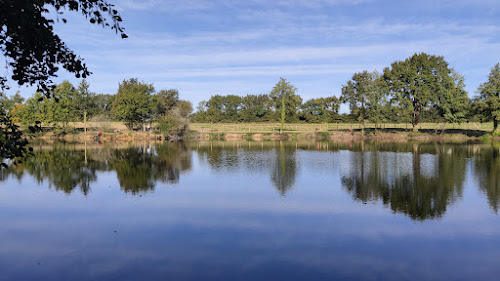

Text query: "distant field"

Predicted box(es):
[56, 121, 494, 134]
[189, 122, 494, 134]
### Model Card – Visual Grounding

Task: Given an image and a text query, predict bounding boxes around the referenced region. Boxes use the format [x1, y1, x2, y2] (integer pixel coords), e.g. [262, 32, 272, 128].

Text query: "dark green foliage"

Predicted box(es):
[154, 89, 179, 118]
[383, 53, 461, 131]
[16, 80, 98, 132]
[153, 89, 192, 139]
[269, 78, 302, 123]
[437, 70, 470, 124]
[299, 96, 340, 123]
[0, 111, 32, 168]
[92, 93, 115, 118]
[0, 0, 126, 96]
[111, 78, 155, 129]
[0, 92, 24, 113]
[240, 94, 272, 122]
[341, 70, 386, 130]
[476, 63, 500, 131]
[0, 0, 126, 166]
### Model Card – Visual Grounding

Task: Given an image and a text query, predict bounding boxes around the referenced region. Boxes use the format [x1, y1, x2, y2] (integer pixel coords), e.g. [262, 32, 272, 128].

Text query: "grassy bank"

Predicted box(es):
[190, 122, 494, 134]
[22, 121, 496, 142]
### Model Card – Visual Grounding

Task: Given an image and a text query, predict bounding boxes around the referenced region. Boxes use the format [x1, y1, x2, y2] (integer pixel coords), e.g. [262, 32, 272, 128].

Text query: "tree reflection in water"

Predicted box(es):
[474, 143, 500, 213]
[2, 140, 500, 217]
[270, 142, 297, 195]
[195, 141, 298, 195]
[341, 143, 467, 220]
[0, 142, 192, 195]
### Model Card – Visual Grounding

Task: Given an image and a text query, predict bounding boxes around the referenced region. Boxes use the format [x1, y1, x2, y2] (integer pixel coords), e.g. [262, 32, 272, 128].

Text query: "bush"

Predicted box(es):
[157, 108, 189, 140]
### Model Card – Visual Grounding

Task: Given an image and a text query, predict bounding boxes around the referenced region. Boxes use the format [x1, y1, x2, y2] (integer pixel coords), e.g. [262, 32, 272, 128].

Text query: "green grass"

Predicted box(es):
[190, 122, 494, 134]
[315, 131, 330, 137]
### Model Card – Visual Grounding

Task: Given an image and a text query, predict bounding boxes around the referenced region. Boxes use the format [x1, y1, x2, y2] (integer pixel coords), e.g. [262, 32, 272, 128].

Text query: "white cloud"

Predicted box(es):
[118, 0, 372, 12]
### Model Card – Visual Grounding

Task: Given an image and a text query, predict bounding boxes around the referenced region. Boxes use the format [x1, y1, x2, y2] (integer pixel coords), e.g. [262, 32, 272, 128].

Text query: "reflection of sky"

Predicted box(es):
[0, 148, 499, 280]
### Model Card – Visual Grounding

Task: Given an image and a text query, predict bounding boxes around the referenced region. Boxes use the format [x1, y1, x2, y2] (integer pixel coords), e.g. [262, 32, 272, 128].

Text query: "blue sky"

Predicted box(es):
[5, 0, 500, 111]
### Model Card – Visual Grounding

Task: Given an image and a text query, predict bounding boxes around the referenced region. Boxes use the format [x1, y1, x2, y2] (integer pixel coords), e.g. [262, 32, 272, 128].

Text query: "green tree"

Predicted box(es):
[0, 1, 126, 166]
[177, 100, 193, 119]
[154, 89, 179, 118]
[476, 63, 500, 131]
[383, 53, 457, 131]
[222, 95, 242, 122]
[0, 111, 30, 168]
[240, 94, 272, 122]
[205, 95, 225, 123]
[92, 93, 115, 118]
[0, 92, 24, 113]
[269, 78, 302, 126]
[300, 98, 331, 123]
[342, 70, 386, 132]
[192, 101, 209, 123]
[74, 79, 95, 134]
[157, 100, 192, 139]
[51, 80, 79, 130]
[18, 81, 80, 131]
[111, 78, 155, 130]
[437, 70, 470, 125]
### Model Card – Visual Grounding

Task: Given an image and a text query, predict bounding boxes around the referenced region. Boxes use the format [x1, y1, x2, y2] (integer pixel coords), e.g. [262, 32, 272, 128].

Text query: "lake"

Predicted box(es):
[1, 140, 499, 281]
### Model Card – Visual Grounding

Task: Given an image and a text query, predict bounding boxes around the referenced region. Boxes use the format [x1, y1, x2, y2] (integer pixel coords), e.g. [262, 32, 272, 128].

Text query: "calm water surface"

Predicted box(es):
[1, 141, 500, 281]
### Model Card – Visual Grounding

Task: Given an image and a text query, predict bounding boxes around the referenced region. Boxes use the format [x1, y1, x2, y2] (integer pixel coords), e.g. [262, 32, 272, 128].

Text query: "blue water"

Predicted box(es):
[0, 141, 499, 280]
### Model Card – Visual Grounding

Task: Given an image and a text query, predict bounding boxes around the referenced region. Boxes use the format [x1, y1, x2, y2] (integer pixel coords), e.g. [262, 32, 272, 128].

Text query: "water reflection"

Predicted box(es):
[474, 143, 500, 213]
[2, 140, 500, 217]
[192, 140, 500, 218]
[0, 142, 192, 195]
[270, 144, 297, 195]
[194, 141, 298, 195]
[340, 144, 466, 220]
[2, 141, 500, 281]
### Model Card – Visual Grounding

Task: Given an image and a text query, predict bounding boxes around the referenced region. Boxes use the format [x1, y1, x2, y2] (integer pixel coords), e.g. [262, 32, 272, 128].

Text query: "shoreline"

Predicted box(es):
[27, 129, 494, 143]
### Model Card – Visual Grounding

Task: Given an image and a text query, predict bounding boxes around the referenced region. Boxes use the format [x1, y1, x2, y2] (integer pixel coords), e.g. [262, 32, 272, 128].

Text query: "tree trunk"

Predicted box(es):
[494, 119, 498, 132]
[280, 95, 285, 134]
[412, 99, 421, 132]
[84, 110, 87, 136]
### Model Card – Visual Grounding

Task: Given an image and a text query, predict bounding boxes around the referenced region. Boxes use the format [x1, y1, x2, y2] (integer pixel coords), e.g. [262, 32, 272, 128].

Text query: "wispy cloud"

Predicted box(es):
[4, 0, 499, 108]
[119, 0, 372, 12]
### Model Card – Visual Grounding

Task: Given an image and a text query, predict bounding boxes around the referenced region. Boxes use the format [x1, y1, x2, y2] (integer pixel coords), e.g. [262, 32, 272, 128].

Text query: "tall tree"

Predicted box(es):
[437, 70, 470, 125]
[111, 78, 155, 130]
[269, 78, 302, 127]
[342, 70, 385, 132]
[476, 63, 500, 132]
[50, 80, 79, 130]
[74, 79, 96, 135]
[383, 53, 456, 131]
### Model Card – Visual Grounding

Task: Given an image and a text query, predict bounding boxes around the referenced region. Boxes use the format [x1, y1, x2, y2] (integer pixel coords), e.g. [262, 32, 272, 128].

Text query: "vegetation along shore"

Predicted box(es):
[1, 53, 499, 150]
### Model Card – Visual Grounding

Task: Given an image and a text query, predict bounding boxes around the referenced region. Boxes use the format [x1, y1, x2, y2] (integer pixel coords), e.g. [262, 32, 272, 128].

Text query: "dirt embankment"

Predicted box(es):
[28, 129, 485, 143]
[195, 131, 479, 142]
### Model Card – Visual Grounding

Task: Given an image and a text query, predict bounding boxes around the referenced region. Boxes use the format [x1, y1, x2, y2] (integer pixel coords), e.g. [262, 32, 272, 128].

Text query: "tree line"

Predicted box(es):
[0, 78, 193, 137]
[193, 53, 500, 132]
[1, 53, 499, 135]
